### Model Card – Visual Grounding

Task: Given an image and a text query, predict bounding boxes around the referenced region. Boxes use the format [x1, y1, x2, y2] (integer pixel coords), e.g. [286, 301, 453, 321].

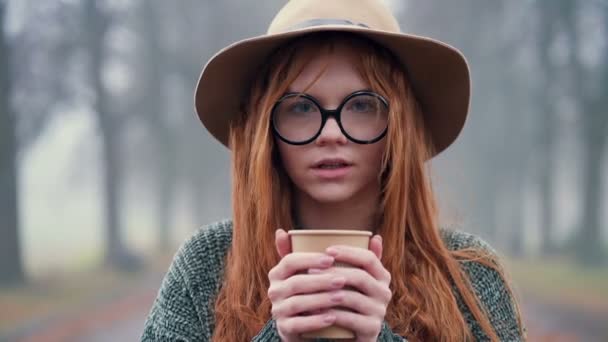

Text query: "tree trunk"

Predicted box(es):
[141, 0, 176, 251]
[536, 0, 559, 255]
[84, 0, 137, 270]
[100, 118, 126, 264]
[576, 108, 607, 265]
[508, 176, 525, 256]
[157, 130, 175, 251]
[0, 3, 24, 285]
[538, 100, 557, 255]
[190, 176, 207, 227]
[565, 2, 608, 265]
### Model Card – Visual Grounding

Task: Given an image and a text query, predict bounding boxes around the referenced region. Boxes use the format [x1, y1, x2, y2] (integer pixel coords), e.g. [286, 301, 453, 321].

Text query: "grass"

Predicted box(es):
[0, 252, 174, 334]
[5, 250, 606, 335]
[504, 256, 608, 313]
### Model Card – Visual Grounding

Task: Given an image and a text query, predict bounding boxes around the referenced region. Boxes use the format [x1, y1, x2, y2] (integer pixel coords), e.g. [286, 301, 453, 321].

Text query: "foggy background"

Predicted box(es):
[1, 0, 607, 341]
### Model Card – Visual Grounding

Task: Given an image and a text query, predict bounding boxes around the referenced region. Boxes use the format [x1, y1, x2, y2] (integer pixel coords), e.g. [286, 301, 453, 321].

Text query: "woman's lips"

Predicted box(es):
[310, 164, 353, 179]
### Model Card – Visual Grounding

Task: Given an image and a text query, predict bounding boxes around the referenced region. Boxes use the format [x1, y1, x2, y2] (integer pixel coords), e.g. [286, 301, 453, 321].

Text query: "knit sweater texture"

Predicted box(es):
[141, 219, 525, 341]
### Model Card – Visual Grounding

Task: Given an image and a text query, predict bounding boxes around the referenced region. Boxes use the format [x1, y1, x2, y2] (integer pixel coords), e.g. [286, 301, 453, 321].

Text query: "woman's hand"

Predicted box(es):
[310, 235, 392, 342]
[268, 229, 392, 342]
[268, 229, 348, 342]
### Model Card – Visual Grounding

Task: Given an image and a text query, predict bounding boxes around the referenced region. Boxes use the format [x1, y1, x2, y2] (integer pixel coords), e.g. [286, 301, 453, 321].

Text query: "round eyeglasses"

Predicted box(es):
[271, 90, 389, 145]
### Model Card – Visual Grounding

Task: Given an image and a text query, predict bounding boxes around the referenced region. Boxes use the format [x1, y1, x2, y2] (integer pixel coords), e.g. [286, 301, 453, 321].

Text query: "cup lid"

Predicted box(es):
[288, 229, 372, 236]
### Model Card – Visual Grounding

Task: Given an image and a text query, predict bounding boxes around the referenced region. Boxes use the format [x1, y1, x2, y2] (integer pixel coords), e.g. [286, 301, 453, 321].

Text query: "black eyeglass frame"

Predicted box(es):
[270, 90, 390, 145]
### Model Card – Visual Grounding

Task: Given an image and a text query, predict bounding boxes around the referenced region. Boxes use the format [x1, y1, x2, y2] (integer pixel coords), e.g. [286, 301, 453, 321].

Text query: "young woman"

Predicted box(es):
[142, 1, 526, 341]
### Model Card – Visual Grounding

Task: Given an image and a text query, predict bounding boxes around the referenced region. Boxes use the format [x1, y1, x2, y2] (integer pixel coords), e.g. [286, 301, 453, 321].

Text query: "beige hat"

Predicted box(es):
[194, 0, 471, 158]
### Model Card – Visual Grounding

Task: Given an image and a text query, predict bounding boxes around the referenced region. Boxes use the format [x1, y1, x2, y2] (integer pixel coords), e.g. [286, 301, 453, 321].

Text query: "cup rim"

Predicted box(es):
[288, 229, 372, 236]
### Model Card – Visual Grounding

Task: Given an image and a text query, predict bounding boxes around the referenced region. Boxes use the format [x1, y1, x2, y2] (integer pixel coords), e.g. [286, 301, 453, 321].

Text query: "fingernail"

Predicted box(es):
[325, 247, 338, 256]
[330, 276, 346, 288]
[308, 268, 323, 274]
[323, 314, 336, 323]
[320, 256, 334, 266]
[330, 292, 344, 303]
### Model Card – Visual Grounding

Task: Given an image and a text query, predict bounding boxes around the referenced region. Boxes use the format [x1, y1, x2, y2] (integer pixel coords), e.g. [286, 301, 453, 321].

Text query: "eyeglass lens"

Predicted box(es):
[273, 93, 388, 143]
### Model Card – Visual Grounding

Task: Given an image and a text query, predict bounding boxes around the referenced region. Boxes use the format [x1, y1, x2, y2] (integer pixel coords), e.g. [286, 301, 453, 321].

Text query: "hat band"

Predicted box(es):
[287, 18, 370, 31]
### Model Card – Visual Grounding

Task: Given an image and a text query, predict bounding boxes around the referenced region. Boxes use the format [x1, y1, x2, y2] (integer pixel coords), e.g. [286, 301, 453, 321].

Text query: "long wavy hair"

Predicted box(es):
[212, 32, 525, 341]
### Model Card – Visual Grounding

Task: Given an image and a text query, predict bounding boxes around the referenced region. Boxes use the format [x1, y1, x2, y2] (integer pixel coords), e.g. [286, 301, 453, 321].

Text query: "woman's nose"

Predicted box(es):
[315, 118, 348, 146]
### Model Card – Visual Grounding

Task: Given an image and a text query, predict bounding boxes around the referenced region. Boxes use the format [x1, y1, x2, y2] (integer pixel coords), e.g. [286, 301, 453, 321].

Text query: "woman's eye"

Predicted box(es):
[290, 101, 314, 113]
[350, 100, 375, 112]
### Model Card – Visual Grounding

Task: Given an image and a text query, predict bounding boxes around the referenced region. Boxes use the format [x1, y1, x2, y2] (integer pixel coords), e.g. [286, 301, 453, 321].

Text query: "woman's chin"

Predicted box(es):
[307, 189, 356, 204]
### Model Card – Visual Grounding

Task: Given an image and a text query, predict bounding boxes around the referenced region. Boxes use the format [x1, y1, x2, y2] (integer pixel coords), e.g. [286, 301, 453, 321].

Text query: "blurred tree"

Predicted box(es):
[0, 1, 24, 285]
[83, 0, 140, 270]
[564, 1, 608, 265]
[138, 0, 177, 251]
[500, 8, 538, 256]
[2, 1, 88, 283]
[535, 0, 561, 255]
[163, 0, 282, 227]
[11, 2, 79, 149]
[488, 2, 538, 256]
[168, 0, 236, 225]
[401, 0, 535, 248]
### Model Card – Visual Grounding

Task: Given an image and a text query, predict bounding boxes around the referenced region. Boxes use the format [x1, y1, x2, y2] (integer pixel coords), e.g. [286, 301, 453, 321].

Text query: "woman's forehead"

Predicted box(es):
[286, 44, 370, 100]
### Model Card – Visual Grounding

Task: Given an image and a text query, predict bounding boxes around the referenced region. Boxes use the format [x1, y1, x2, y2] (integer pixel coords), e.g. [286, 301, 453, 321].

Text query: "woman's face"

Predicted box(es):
[275, 43, 387, 204]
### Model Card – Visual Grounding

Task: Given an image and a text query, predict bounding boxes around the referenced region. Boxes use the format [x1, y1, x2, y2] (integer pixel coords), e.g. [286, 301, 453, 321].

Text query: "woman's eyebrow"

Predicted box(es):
[284, 88, 374, 97]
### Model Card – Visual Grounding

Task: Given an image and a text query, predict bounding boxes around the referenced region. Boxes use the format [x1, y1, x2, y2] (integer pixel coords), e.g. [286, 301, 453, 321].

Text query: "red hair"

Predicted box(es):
[212, 32, 525, 341]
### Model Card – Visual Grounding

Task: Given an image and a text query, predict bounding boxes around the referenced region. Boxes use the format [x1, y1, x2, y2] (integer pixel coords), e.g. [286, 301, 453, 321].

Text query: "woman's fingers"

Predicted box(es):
[276, 311, 337, 338]
[368, 235, 383, 259]
[325, 308, 383, 340]
[268, 272, 346, 302]
[271, 290, 344, 318]
[275, 229, 292, 258]
[324, 289, 386, 317]
[308, 267, 392, 303]
[274, 288, 385, 318]
[325, 245, 391, 284]
[269, 234, 391, 341]
[268, 252, 334, 281]
[269, 249, 341, 342]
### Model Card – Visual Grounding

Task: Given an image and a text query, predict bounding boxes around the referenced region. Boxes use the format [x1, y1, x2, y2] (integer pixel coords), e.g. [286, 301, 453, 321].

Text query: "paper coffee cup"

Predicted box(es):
[288, 229, 372, 340]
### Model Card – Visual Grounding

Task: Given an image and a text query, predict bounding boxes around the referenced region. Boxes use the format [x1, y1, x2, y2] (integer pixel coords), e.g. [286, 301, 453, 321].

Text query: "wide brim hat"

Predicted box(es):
[194, 0, 471, 158]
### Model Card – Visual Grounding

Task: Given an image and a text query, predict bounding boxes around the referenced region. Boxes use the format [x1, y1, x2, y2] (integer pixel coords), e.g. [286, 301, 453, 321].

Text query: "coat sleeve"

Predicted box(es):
[140, 221, 233, 341]
[251, 319, 281, 341]
[251, 319, 410, 341]
[459, 236, 527, 342]
[377, 320, 409, 341]
[140, 255, 205, 342]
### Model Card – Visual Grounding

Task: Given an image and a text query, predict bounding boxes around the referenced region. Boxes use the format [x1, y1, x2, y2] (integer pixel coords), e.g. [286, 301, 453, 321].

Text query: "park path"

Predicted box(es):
[6, 278, 607, 342]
